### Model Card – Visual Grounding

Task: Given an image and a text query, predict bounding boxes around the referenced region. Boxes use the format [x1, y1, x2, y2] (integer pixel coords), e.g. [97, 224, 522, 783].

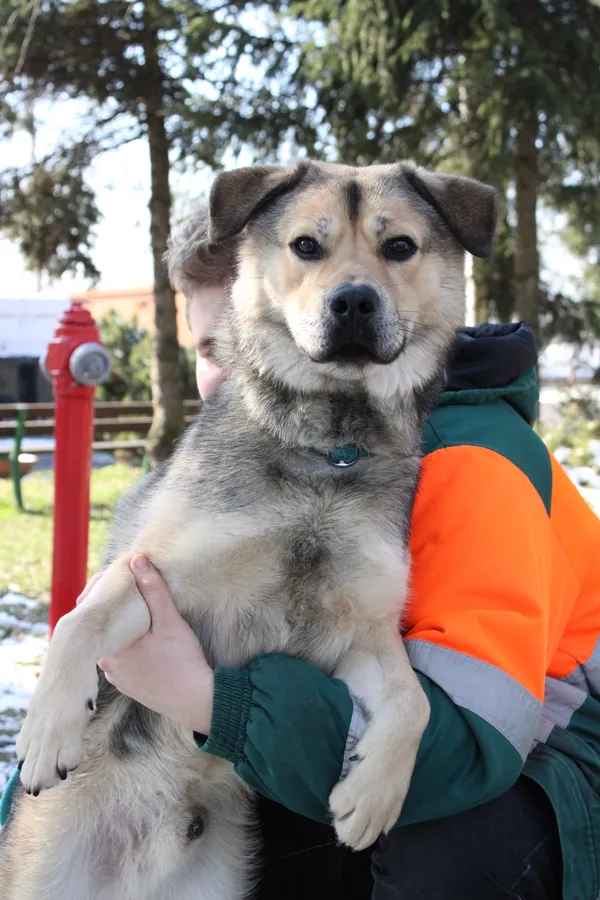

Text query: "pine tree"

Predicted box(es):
[296, 0, 600, 337]
[0, 0, 278, 461]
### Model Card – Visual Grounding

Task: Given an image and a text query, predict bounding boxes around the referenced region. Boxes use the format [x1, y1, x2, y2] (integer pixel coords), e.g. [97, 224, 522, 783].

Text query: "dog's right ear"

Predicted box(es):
[209, 163, 309, 244]
[403, 165, 499, 259]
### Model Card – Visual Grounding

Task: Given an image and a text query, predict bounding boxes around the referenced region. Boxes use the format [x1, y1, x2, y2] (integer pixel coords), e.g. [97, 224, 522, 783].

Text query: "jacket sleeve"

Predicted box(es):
[198, 445, 554, 825]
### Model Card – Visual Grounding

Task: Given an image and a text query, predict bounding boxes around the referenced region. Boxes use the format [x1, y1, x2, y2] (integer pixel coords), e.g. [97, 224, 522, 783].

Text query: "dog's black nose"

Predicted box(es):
[329, 284, 380, 322]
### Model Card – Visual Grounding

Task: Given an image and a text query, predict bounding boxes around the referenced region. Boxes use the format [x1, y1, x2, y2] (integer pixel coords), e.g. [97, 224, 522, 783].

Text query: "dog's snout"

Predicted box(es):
[329, 284, 380, 322]
[319, 282, 384, 364]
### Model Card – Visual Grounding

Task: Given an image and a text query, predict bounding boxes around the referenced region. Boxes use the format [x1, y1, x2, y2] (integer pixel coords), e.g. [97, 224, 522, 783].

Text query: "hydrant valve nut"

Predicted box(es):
[69, 343, 112, 386]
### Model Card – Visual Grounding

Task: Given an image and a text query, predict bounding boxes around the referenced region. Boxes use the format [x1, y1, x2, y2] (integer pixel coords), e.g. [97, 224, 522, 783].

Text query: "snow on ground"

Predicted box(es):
[555, 443, 600, 515]
[0, 592, 48, 788]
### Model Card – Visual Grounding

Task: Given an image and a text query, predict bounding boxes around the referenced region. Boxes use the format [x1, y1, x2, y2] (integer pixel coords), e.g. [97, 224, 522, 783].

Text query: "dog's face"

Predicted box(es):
[210, 161, 498, 398]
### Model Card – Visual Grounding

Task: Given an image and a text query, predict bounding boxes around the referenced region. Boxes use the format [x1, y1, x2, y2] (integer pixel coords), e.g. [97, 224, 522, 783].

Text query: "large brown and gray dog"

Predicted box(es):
[0, 160, 497, 899]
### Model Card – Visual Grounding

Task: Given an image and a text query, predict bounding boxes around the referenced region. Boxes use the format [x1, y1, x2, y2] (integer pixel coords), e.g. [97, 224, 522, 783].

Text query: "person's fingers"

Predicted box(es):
[129, 554, 178, 630]
[76, 571, 104, 606]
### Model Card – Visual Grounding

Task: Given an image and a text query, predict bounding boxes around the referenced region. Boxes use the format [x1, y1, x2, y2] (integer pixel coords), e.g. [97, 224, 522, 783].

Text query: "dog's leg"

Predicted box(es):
[329, 632, 430, 851]
[17, 557, 150, 794]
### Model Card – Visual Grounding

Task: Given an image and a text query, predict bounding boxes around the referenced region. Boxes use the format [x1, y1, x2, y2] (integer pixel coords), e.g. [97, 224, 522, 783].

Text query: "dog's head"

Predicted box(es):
[209, 160, 498, 398]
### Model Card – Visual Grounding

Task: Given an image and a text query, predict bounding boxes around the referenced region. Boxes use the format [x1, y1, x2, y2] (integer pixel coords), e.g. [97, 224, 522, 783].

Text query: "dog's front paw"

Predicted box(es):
[329, 737, 413, 851]
[16, 667, 98, 794]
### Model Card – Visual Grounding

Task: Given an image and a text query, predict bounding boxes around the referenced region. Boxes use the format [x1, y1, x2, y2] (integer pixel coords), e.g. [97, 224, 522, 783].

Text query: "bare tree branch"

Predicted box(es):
[0, 1, 29, 69]
[14, 0, 41, 76]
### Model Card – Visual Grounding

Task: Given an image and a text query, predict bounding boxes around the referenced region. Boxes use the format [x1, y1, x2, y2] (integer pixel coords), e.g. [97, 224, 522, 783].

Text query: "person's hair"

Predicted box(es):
[165, 200, 239, 308]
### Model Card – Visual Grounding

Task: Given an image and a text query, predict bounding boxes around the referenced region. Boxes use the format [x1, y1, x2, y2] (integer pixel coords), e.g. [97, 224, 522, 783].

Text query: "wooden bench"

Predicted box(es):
[0, 400, 201, 509]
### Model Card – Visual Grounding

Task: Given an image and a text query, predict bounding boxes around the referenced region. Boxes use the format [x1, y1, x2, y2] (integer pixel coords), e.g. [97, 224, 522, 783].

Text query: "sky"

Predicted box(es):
[0, 102, 219, 299]
[0, 101, 587, 302]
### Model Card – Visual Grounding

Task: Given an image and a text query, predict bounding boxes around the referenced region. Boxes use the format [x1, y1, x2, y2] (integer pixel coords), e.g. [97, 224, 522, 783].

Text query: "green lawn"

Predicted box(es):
[0, 464, 140, 600]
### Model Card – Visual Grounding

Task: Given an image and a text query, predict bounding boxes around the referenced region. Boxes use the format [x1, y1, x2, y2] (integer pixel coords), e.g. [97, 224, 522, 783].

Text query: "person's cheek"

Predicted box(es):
[196, 357, 226, 401]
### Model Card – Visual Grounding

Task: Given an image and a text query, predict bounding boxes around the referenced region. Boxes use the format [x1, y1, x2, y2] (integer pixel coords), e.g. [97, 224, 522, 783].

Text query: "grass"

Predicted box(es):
[0, 464, 140, 600]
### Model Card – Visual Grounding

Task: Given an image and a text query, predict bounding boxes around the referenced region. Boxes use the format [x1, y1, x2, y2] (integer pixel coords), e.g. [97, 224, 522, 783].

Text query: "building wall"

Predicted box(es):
[0, 298, 70, 357]
[74, 287, 193, 348]
[0, 358, 52, 404]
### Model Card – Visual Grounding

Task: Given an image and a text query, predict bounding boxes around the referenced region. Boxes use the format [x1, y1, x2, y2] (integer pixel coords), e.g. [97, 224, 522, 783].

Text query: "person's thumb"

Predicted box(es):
[129, 554, 177, 630]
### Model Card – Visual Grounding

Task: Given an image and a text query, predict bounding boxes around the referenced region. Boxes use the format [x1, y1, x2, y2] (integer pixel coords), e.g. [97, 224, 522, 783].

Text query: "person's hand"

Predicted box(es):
[97, 554, 214, 735]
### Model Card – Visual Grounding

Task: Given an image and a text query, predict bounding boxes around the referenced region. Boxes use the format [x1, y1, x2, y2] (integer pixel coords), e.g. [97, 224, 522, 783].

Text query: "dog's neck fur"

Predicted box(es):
[214, 313, 448, 456]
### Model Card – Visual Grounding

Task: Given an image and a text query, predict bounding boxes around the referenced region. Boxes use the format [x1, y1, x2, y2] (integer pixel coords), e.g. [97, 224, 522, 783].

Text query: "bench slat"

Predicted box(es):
[0, 399, 201, 421]
[0, 415, 196, 437]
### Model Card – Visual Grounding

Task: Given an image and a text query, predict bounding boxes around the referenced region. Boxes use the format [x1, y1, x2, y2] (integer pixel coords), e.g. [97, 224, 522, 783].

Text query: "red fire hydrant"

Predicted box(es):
[44, 301, 111, 634]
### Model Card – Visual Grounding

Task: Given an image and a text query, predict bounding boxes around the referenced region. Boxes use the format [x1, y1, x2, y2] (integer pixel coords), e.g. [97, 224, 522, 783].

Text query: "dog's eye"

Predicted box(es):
[382, 236, 417, 261]
[291, 236, 323, 260]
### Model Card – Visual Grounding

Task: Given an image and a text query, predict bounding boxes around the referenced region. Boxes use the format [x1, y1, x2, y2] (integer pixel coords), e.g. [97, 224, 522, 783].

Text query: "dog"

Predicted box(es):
[0, 159, 498, 899]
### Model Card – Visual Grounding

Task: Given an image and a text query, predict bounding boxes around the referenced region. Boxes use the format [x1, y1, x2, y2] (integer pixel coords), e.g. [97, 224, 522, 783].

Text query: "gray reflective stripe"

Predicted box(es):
[341, 697, 368, 780]
[535, 718, 554, 745]
[560, 633, 600, 697]
[534, 676, 588, 745]
[406, 639, 541, 761]
[542, 677, 587, 729]
[563, 665, 588, 692]
[579, 632, 600, 695]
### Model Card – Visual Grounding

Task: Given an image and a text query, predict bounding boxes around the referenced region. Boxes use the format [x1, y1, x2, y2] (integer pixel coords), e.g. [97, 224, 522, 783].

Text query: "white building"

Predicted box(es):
[0, 298, 69, 403]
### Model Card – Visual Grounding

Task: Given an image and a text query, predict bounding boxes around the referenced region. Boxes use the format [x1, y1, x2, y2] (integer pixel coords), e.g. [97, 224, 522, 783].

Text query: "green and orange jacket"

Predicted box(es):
[198, 323, 600, 900]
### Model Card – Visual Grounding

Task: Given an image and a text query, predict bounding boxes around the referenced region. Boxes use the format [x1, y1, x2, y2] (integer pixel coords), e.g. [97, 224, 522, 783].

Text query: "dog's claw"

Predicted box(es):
[16, 658, 98, 793]
[330, 729, 416, 851]
[17, 758, 24, 771]
[32, 787, 40, 797]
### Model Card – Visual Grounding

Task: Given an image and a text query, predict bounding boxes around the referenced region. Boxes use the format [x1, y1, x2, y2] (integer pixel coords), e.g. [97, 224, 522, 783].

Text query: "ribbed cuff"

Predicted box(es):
[195, 666, 253, 764]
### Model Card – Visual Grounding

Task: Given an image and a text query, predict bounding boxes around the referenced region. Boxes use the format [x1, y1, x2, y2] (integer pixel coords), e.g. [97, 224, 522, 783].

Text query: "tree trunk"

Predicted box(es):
[514, 114, 540, 342]
[143, 3, 183, 465]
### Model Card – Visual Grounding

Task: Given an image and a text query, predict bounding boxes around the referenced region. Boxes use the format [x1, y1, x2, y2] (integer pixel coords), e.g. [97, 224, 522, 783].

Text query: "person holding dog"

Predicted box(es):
[93, 201, 599, 900]
[3, 200, 597, 900]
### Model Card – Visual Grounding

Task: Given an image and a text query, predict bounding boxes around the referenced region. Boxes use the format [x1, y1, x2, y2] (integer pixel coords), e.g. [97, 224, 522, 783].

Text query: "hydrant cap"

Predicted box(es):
[69, 343, 112, 386]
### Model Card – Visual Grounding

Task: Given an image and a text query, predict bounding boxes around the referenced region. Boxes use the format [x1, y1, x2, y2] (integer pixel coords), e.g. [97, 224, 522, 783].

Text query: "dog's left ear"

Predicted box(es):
[209, 162, 309, 244]
[405, 166, 499, 259]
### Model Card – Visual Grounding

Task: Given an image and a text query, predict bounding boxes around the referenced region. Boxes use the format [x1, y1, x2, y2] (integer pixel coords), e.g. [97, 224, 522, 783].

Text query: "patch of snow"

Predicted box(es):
[0, 612, 47, 635]
[576, 487, 600, 515]
[590, 441, 600, 468]
[566, 466, 600, 491]
[0, 597, 48, 788]
[553, 447, 571, 465]
[2, 593, 40, 611]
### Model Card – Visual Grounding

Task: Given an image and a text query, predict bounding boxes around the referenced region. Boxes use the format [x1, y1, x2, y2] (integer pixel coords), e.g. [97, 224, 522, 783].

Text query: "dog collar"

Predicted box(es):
[309, 444, 372, 468]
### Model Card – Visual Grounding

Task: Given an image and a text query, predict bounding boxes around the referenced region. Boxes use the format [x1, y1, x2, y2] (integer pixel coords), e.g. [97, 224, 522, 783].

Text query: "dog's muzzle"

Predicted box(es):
[319, 283, 383, 364]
